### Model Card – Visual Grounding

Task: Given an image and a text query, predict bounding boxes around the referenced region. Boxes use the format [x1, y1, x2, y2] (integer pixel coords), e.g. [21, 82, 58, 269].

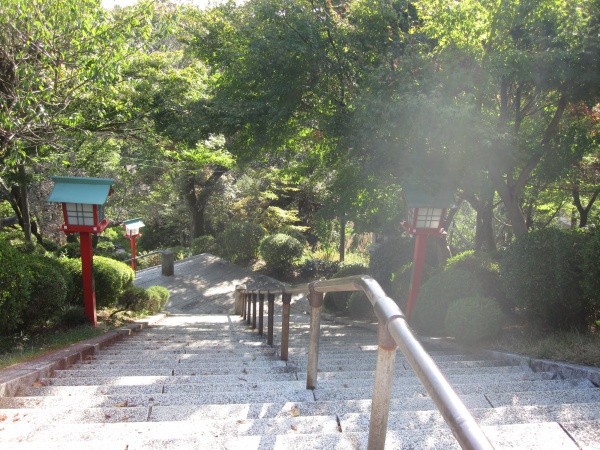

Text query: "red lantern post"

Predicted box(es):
[47, 176, 114, 326]
[402, 186, 454, 320]
[123, 218, 144, 271]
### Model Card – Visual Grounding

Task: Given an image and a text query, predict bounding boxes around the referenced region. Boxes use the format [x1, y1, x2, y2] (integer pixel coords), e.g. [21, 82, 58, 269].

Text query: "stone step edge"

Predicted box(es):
[0, 313, 168, 398]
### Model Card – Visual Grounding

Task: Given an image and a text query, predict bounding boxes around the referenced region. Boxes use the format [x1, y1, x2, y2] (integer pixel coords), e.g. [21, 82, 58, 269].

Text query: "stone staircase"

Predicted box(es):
[1, 313, 600, 449]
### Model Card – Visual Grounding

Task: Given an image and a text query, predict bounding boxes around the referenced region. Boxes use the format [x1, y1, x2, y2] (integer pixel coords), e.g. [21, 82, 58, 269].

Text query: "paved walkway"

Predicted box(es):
[134, 253, 310, 315]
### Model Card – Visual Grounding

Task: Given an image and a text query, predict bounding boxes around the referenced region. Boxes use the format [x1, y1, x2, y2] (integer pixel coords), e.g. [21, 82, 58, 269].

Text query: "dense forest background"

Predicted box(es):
[2, 0, 600, 345]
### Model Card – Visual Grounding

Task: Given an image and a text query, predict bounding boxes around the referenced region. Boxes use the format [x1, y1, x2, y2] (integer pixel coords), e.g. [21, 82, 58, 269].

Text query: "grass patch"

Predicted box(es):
[487, 326, 600, 368]
[0, 308, 150, 370]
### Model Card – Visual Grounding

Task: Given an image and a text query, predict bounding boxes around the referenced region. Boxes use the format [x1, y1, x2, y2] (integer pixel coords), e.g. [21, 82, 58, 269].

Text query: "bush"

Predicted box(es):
[347, 291, 375, 320]
[277, 226, 308, 247]
[259, 233, 304, 274]
[390, 262, 437, 312]
[170, 246, 193, 261]
[323, 263, 368, 312]
[581, 227, 600, 322]
[368, 236, 415, 292]
[444, 297, 505, 344]
[445, 250, 510, 313]
[22, 255, 71, 329]
[61, 256, 134, 309]
[298, 259, 340, 281]
[411, 268, 483, 336]
[192, 235, 219, 255]
[58, 306, 89, 328]
[217, 221, 267, 263]
[501, 228, 586, 330]
[93, 256, 135, 308]
[117, 286, 150, 312]
[146, 286, 170, 313]
[0, 238, 32, 335]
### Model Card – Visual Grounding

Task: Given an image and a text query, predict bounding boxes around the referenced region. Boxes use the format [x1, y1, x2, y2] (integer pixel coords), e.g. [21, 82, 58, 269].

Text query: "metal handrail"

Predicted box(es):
[236, 275, 494, 450]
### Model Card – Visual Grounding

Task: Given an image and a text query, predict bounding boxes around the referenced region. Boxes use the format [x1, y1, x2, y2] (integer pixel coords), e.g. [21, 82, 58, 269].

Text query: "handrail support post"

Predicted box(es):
[367, 320, 398, 450]
[281, 293, 292, 361]
[267, 292, 275, 346]
[306, 284, 324, 390]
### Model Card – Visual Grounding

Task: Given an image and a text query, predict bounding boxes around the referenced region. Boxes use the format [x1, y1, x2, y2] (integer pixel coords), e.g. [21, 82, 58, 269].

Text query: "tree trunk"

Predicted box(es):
[573, 185, 600, 228]
[18, 163, 33, 243]
[339, 211, 345, 263]
[474, 187, 496, 251]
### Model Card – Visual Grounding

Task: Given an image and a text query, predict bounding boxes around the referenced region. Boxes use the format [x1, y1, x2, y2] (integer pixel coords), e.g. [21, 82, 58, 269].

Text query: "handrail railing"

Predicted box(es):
[236, 275, 494, 450]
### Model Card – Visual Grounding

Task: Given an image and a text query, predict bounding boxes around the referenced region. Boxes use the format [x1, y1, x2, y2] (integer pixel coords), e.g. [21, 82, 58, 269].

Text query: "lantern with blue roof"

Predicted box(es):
[402, 185, 454, 320]
[47, 176, 115, 326]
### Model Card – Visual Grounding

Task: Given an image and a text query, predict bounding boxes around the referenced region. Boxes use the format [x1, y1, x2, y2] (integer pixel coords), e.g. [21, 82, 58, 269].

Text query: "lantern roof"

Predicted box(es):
[47, 176, 114, 205]
[123, 218, 145, 229]
[402, 184, 455, 209]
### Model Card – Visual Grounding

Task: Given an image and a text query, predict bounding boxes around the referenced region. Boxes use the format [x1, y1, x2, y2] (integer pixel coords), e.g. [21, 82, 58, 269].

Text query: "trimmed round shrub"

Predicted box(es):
[259, 233, 304, 274]
[61, 256, 134, 309]
[192, 235, 219, 255]
[348, 291, 375, 320]
[217, 221, 267, 263]
[298, 259, 340, 281]
[323, 263, 368, 312]
[146, 285, 170, 313]
[277, 226, 308, 247]
[445, 250, 510, 313]
[581, 227, 600, 323]
[368, 236, 415, 292]
[0, 238, 32, 335]
[444, 297, 505, 344]
[117, 286, 151, 312]
[390, 262, 436, 312]
[58, 306, 89, 328]
[501, 228, 586, 330]
[57, 257, 84, 305]
[22, 255, 71, 329]
[94, 256, 135, 308]
[411, 268, 483, 336]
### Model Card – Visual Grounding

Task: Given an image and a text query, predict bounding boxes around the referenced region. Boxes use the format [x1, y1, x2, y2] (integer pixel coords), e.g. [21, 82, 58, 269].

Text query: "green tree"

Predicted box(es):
[0, 0, 151, 241]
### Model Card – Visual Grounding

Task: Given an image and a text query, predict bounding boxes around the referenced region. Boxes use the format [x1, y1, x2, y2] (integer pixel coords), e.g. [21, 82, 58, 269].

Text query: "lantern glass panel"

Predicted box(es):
[415, 208, 444, 229]
[66, 203, 95, 226]
[127, 226, 139, 237]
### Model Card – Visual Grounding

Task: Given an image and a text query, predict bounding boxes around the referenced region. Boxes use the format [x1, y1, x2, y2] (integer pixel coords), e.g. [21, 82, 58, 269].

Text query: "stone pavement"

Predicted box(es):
[134, 253, 311, 316]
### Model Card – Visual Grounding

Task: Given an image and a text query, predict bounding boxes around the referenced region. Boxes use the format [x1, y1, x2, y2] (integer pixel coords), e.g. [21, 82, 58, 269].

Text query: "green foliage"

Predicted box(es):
[298, 259, 340, 281]
[57, 255, 134, 310]
[277, 226, 308, 247]
[0, 238, 32, 334]
[146, 285, 170, 313]
[390, 262, 436, 312]
[347, 291, 374, 321]
[368, 237, 416, 292]
[117, 286, 151, 313]
[169, 246, 193, 261]
[118, 285, 169, 314]
[217, 221, 267, 263]
[192, 235, 219, 255]
[444, 297, 505, 344]
[22, 255, 71, 329]
[58, 306, 89, 328]
[581, 228, 600, 321]
[412, 268, 483, 336]
[323, 263, 368, 312]
[501, 228, 587, 330]
[259, 233, 304, 274]
[93, 256, 135, 309]
[445, 250, 510, 313]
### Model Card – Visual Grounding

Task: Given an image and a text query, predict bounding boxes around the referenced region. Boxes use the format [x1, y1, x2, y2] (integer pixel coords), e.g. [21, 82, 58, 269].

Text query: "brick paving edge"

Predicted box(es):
[0, 313, 168, 397]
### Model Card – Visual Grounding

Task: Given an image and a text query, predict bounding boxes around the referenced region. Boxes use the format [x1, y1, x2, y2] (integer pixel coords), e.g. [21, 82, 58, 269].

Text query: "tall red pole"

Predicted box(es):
[130, 236, 137, 271]
[405, 233, 428, 320]
[79, 232, 97, 326]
